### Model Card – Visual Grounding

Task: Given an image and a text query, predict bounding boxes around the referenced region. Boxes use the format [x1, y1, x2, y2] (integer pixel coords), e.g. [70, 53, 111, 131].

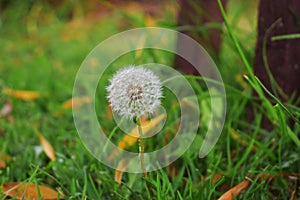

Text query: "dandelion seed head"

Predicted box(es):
[106, 66, 162, 119]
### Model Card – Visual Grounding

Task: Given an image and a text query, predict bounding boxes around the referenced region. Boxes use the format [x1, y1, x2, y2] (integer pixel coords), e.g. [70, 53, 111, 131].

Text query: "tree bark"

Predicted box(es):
[174, 0, 227, 75]
[254, 0, 300, 99]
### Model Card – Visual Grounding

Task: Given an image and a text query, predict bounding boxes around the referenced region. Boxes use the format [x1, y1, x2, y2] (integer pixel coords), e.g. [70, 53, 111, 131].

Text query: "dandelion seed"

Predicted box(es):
[106, 66, 162, 119]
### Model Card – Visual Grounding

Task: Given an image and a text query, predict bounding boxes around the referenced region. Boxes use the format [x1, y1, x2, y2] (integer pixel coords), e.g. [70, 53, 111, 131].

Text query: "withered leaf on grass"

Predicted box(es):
[3, 88, 41, 101]
[62, 96, 92, 109]
[218, 180, 250, 200]
[115, 158, 132, 184]
[109, 113, 166, 160]
[37, 133, 56, 161]
[0, 152, 12, 169]
[2, 182, 63, 200]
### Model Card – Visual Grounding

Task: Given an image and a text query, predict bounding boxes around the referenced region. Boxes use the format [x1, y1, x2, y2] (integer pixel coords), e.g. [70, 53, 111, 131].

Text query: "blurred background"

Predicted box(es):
[0, 0, 258, 95]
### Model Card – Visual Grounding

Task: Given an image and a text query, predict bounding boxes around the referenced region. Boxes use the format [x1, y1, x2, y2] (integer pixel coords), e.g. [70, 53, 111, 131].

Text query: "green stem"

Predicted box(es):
[217, 0, 277, 121]
[272, 33, 300, 41]
[216, 0, 254, 79]
[136, 117, 148, 178]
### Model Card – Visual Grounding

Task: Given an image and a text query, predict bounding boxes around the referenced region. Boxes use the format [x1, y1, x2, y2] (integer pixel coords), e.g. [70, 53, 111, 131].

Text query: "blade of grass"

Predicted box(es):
[272, 33, 300, 40]
[216, 0, 254, 79]
[217, 0, 277, 122]
[262, 18, 288, 99]
[274, 104, 300, 149]
[255, 76, 300, 124]
[232, 114, 262, 174]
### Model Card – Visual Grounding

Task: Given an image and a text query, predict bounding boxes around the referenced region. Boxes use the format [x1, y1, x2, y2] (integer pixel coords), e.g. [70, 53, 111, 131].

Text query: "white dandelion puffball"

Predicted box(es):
[106, 66, 163, 119]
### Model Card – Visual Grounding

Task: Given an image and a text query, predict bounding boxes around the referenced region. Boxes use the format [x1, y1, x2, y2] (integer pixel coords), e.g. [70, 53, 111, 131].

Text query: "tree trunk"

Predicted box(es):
[254, 0, 300, 99]
[174, 0, 227, 75]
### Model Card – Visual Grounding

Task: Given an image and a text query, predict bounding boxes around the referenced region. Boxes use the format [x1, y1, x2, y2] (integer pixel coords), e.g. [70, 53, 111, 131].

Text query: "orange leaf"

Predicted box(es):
[218, 180, 250, 200]
[0, 152, 12, 169]
[290, 190, 297, 200]
[3, 88, 41, 101]
[2, 182, 63, 199]
[105, 106, 113, 120]
[0, 160, 5, 169]
[115, 158, 131, 184]
[145, 15, 157, 27]
[109, 113, 166, 160]
[37, 133, 56, 161]
[62, 96, 92, 109]
[0, 100, 12, 118]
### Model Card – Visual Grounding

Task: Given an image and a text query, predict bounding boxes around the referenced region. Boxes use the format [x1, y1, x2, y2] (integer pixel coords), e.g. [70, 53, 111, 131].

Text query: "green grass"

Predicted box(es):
[1, 1, 300, 199]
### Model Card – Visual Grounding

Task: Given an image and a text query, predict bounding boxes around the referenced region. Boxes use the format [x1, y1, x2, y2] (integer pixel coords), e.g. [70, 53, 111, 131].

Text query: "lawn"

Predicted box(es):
[0, 0, 299, 199]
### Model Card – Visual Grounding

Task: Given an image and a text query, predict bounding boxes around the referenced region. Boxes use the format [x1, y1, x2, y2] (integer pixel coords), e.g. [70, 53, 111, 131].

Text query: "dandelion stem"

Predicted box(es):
[136, 117, 148, 178]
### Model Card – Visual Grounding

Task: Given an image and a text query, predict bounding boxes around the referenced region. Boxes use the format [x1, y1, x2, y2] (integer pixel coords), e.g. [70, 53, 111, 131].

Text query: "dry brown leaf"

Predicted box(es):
[0, 152, 12, 169]
[290, 190, 297, 200]
[104, 106, 113, 120]
[37, 133, 56, 161]
[0, 160, 5, 169]
[2, 182, 63, 200]
[181, 98, 198, 110]
[0, 100, 12, 118]
[109, 113, 166, 160]
[115, 158, 132, 184]
[210, 174, 223, 183]
[218, 180, 250, 200]
[62, 96, 92, 109]
[3, 88, 41, 101]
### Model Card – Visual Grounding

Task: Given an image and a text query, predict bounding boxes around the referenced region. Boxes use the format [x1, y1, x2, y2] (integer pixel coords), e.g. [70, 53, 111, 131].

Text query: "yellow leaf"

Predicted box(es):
[37, 133, 56, 161]
[62, 96, 92, 109]
[145, 15, 157, 27]
[109, 113, 166, 160]
[218, 180, 250, 200]
[114, 158, 131, 184]
[181, 97, 198, 110]
[230, 128, 258, 152]
[3, 88, 41, 101]
[2, 182, 63, 200]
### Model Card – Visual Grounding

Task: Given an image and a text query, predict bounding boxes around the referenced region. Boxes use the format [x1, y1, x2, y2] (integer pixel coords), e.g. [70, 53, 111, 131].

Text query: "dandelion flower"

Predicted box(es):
[106, 66, 162, 119]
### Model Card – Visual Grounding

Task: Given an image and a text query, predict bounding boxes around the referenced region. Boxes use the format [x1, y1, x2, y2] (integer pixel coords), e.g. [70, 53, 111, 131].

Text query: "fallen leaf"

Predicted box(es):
[181, 97, 199, 111]
[210, 174, 223, 183]
[3, 88, 41, 101]
[62, 96, 92, 109]
[0, 100, 12, 118]
[2, 182, 63, 200]
[0, 152, 12, 169]
[0, 160, 5, 169]
[115, 158, 132, 184]
[218, 180, 250, 200]
[37, 133, 56, 161]
[104, 106, 113, 120]
[290, 190, 297, 200]
[109, 113, 166, 160]
[145, 15, 157, 27]
[230, 128, 258, 152]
